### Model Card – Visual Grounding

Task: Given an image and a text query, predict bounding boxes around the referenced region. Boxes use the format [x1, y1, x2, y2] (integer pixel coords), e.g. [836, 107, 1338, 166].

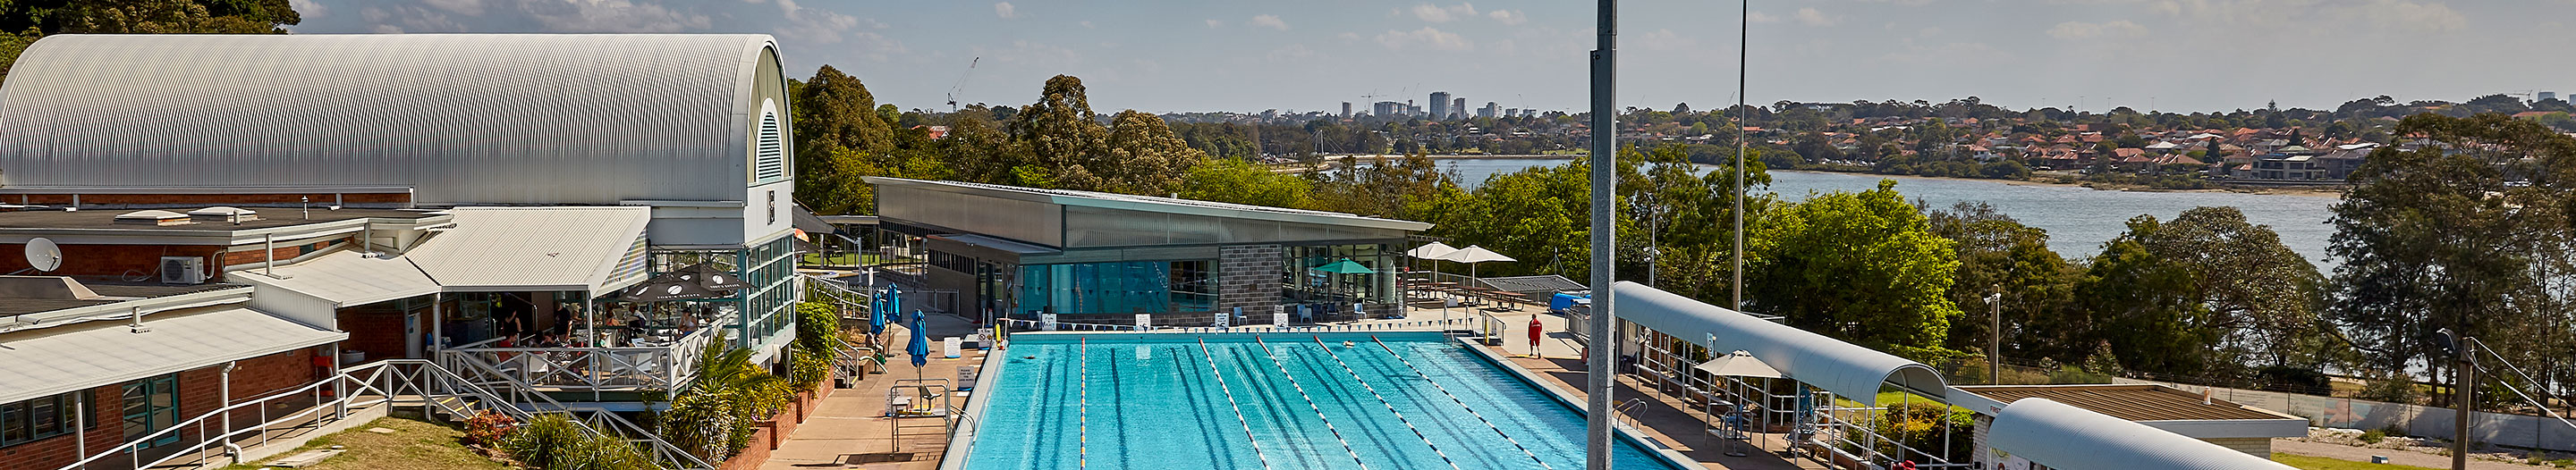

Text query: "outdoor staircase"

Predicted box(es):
[52, 359, 715, 470]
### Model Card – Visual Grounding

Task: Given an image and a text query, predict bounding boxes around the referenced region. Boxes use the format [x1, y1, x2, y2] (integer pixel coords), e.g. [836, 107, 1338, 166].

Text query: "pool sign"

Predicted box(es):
[1135, 314, 1151, 331]
[1274, 307, 1289, 328]
[1215, 307, 1233, 328]
[1041, 314, 1057, 332]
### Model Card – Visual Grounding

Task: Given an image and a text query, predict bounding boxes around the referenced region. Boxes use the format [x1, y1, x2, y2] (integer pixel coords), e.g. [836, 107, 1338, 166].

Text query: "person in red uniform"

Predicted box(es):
[1528, 316, 1545, 358]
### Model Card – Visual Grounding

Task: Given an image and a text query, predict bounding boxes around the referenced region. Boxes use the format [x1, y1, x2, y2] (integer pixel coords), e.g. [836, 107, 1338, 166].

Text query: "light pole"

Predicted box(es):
[2437, 328, 2472, 470]
[1585, 0, 1621, 468]
[1987, 291, 2002, 384]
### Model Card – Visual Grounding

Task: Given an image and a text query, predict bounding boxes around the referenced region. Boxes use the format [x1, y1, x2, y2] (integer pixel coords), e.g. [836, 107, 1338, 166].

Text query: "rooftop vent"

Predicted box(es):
[186, 206, 258, 224]
[113, 210, 192, 226]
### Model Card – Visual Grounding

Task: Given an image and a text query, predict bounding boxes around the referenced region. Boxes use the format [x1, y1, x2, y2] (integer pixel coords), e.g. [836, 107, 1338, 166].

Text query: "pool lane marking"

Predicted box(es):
[1253, 336, 1374, 470]
[1080, 338, 1089, 469]
[1310, 336, 1466, 470]
[1197, 338, 1281, 470]
[1370, 335, 1557, 470]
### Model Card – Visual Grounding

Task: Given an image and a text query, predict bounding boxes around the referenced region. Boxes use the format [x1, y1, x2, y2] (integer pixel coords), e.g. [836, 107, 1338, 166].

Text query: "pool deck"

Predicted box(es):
[758, 306, 1821, 470]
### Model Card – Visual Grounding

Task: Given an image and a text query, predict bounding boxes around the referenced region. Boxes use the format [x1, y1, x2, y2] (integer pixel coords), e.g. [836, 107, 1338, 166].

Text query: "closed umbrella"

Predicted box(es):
[907, 309, 931, 381]
[1693, 350, 1785, 378]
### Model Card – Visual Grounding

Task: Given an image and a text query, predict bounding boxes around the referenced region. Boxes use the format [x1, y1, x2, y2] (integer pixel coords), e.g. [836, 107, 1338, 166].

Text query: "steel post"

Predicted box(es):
[1586, 0, 1621, 468]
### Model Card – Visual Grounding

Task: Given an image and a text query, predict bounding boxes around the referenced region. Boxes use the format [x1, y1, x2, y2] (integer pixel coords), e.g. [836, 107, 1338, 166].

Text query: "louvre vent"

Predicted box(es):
[755, 111, 785, 181]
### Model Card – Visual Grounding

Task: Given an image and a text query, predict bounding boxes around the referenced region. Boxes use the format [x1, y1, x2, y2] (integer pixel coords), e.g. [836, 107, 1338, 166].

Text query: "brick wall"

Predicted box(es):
[1214, 245, 1283, 317]
[217, 237, 347, 267]
[0, 243, 222, 277]
[0, 348, 328, 470]
[8, 192, 410, 207]
[337, 306, 411, 362]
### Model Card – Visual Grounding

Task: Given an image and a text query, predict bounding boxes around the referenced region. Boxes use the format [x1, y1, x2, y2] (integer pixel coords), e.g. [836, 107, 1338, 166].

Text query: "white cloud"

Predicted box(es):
[511, 0, 709, 32]
[2046, 20, 2149, 38]
[1487, 9, 1527, 25]
[1205, 19, 1224, 28]
[1336, 31, 1362, 42]
[360, 5, 470, 33]
[1080, 21, 1094, 29]
[1794, 7, 1839, 27]
[1266, 44, 1322, 61]
[290, 0, 327, 19]
[1250, 13, 1289, 30]
[1879, 40, 2012, 63]
[1639, 29, 1696, 51]
[423, 0, 483, 16]
[994, 2, 1016, 19]
[1375, 27, 1473, 51]
[2151, 0, 2466, 33]
[1746, 11, 1782, 23]
[1859, 0, 1936, 5]
[1410, 3, 1478, 22]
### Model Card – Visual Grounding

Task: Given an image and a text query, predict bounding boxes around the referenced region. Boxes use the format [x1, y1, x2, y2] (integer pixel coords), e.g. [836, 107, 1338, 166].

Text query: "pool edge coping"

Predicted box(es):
[1451, 335, 1707, 470]
[936, 341, 1012, 470]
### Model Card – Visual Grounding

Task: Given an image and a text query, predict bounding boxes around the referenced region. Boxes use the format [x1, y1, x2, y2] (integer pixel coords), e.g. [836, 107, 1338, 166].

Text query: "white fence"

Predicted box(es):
[2114, 378, 2576, 451]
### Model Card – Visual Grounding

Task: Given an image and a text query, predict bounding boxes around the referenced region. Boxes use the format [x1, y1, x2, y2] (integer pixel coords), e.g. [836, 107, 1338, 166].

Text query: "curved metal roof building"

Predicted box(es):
[0, 34, 793, 211]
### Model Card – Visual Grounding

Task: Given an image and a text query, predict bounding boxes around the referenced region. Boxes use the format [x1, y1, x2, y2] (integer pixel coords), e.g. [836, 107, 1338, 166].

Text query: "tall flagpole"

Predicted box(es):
[1733, 0, 1749, 313]
[1585, 0, 1620, 469]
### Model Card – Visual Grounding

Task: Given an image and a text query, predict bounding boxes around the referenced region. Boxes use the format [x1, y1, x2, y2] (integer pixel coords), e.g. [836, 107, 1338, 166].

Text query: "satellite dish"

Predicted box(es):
[24, 238, 63, 272]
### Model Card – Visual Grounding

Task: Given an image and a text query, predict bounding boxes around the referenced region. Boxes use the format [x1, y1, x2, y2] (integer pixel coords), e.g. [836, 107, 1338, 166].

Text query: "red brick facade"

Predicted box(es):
[336, 305, 423, 362]
[0, 347, 326, 470]
[5, 192, 410, 206]
[0, 243, 224, 278]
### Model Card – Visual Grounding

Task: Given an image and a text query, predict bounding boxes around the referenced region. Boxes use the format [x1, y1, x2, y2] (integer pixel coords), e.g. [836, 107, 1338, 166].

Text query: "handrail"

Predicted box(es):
[1193, 338, 1279, 470]
[1309, 336, 1464, 470]
[1252, 336, 1374, 470]
[1368, 335, 1555, 470]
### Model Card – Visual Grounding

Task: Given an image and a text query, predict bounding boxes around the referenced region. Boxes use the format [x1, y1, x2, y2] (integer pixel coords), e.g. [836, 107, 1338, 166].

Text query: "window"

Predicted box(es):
[767, 190, 778, 225]
[1, 390, 85, 448]
[121, 374, 179, 449]
[754, 111, 786, 182]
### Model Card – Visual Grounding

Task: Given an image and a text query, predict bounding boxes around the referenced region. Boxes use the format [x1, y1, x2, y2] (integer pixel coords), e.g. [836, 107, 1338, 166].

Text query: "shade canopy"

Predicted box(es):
[1988, 398, 2299, 470]
[1695, 350, 1786, 379]
[677, 262, 750, 291]
[620, 273, 725, 302]
[1406, 241, 1460, 259]
[1310, 258, 1377, 274]
[1612, 281, 1947, 406]
[1439, 246, 1516, 264]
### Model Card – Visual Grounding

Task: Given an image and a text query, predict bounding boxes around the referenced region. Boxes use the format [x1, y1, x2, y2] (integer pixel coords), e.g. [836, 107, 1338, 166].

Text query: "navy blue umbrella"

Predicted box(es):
[907, 309, 931, 369]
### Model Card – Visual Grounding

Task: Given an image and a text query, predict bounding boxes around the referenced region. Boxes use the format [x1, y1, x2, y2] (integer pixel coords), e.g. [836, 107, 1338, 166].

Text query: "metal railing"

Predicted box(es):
[51, 359, 712, 470]
[439, 320, 724, 395]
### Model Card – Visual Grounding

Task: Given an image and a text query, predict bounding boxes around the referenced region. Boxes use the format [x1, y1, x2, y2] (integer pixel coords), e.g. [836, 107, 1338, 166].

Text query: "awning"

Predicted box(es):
[1988, 398, 2298, 470]
[0, 305, 345, 403]
[405, 206, 653, 293]
[1612, 281, 1946, 406]
[231, 250, 439, 306]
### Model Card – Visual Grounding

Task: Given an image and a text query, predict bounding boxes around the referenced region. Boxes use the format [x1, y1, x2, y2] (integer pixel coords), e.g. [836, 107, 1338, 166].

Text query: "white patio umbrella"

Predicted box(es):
[1439, 245, 1516, 289]
[1694, 349, 1784, 457]
[1405, 241, 1460, 260]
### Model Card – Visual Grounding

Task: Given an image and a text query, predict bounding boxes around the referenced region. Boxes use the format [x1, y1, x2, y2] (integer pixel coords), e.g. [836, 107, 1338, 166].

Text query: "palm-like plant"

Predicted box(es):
[660, 332, 791, 461]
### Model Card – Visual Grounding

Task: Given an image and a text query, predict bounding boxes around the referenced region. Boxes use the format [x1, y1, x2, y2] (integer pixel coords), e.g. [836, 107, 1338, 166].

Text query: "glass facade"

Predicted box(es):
[653, 234, 801, 349]
[1016, 260, 1216, 315]
[1284, 244, 1397, 308]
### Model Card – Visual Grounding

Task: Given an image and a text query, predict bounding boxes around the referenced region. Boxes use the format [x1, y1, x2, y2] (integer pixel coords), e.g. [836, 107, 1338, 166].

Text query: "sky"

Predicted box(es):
[288, 0, 2576, 114]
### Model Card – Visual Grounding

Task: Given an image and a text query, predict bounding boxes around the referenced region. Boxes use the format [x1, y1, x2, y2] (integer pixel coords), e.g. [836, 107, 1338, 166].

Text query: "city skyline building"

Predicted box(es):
[1428, 91, 1451, 121]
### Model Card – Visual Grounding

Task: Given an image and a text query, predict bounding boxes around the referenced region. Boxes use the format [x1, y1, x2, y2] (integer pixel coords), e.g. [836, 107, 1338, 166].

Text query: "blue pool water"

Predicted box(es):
[962, 332, 1689, 470]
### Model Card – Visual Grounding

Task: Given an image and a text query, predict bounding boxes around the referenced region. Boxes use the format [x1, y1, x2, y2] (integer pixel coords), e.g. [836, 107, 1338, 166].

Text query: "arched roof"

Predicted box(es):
[1989, 398, 2298, 470]
[1612, 281, 1947, 406]
[0, 34, 791, 206]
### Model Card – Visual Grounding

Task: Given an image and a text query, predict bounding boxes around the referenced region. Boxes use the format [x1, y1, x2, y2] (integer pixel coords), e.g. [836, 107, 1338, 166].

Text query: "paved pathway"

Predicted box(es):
[761, 315, 987, 470]
[2275, 439, 2558, 470]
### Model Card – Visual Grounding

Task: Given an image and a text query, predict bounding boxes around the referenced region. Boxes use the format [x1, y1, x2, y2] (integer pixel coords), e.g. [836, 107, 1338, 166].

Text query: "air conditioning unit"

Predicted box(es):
[159, 256, 205, 284]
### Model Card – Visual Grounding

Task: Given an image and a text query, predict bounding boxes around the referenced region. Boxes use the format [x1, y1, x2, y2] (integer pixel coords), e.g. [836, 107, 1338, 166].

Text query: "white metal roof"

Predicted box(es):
[230, 250, 440, 307]
[867, 176, 1432, 231]
[0, 34, 788, 206]
[406, 207, 653, 293]
[1988, 398, 2299, 470]
[1611, 281, 1947, 406]
[0, 305, 344, 403]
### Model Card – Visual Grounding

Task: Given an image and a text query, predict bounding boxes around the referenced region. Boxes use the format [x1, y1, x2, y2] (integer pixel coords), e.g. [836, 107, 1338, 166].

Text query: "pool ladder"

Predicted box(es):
[1310, 336, 1465, 470]
[1369, 335, 1558, 470]
[1252, 336, 1373, 469]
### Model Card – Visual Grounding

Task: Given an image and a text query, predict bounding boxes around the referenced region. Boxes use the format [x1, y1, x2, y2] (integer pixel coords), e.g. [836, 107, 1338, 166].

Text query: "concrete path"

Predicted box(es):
[2274, 439, 2558, 470]
[761, 319, 987, 470]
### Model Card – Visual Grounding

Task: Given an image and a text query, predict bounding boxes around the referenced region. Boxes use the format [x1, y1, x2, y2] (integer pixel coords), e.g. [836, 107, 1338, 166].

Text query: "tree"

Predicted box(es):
[1926, 202, 2077, 361]
[0, 0, 301, 80]
[1748, 180, 1962, 360]
[1007, 75, 1113, 190]
[1179, 157, 1312, 208]
[1098, 109, 1207, 195]
[2326, 113, 2576, 404]
[2078, 207, 2326, 378]
[790, 66, 896, 214]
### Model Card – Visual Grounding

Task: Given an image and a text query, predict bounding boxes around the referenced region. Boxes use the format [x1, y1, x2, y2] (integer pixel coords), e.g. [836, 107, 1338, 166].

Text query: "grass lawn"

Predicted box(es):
[223, 416, 505, 470]
[2272, 453, 2444, 470]
[801, 252, 875, 266]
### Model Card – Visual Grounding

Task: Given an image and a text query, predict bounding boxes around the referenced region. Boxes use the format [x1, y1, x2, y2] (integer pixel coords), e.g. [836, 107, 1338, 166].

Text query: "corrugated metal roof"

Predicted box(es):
[0, 34, 787, 206]
[1989, 398, 2298, 470]
[1612, 281, 1946, 406]
[1955, 384, 2290, 421]
[868, 176, 1432, 231]
[230, 250, 440, 306]
[406, 207, 653, 293]
[0, 305, 345, 403]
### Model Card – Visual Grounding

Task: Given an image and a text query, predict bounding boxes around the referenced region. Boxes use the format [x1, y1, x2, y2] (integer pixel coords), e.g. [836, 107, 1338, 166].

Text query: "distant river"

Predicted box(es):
[1437, 158, 2343, 269]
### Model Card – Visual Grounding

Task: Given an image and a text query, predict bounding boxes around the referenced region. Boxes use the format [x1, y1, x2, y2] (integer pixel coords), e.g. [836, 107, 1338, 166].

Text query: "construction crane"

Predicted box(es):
[945, 57, 979, 113]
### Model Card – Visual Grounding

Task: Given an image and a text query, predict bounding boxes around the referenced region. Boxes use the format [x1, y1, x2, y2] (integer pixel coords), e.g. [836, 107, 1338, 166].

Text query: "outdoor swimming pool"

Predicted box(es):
[959, 332, 1690, 470]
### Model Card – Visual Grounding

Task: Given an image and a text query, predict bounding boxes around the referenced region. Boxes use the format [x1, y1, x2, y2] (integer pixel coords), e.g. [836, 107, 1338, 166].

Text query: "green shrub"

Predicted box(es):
[2359, 429, 2385, 444]
[1868, 401, 1975, 463]
[657, 332, 790, 462]
[503, 414, 655, 470]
